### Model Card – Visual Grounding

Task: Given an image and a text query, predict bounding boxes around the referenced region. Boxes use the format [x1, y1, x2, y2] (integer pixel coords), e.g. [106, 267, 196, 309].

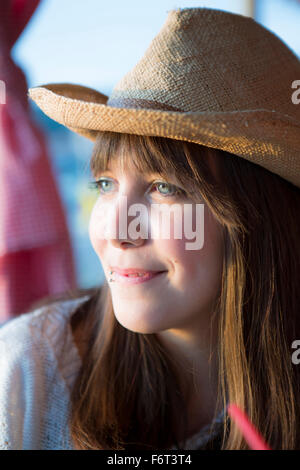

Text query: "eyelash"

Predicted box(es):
[88, 178, 186, 198]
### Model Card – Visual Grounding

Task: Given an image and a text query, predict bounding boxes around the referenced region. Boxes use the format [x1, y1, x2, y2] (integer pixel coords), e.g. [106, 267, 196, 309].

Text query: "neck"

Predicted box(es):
[156, 318, 221, 439]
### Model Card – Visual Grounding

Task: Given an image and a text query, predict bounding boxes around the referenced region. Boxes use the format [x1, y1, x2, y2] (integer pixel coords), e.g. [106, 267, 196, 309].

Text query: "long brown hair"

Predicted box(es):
[48, 131, 300, 449]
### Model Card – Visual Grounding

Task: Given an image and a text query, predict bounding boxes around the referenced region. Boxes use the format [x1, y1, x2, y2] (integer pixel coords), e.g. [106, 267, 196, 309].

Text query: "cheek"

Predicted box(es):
[191, 208, 224, 290]
[88, 201, 108, 258]
[161, 205, 224, 283]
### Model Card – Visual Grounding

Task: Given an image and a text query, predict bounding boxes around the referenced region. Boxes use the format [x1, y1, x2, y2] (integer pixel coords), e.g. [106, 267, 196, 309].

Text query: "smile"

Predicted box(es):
[112, 271, 166, 285]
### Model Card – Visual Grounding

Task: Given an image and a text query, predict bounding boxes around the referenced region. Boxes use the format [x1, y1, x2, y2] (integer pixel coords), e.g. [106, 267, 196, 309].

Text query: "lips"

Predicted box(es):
[110, 266, 166, 276]
[112, 270, 166, 285]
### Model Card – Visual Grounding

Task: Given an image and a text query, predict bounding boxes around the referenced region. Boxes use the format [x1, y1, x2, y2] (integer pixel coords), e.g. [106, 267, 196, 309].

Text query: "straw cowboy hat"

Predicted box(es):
[28, 7, 300, 189]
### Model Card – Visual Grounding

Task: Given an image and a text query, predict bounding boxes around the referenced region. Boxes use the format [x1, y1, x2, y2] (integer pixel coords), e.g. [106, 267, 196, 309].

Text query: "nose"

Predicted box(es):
[106, 193, 147, 249]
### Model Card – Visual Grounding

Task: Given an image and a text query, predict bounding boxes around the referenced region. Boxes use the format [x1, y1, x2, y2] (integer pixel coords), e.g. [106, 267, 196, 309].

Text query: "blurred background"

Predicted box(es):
[0, 0, 300, 323]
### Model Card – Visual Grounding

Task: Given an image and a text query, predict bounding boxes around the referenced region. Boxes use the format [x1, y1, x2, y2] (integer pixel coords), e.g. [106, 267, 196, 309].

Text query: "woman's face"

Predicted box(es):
[89, 153, 224, 335]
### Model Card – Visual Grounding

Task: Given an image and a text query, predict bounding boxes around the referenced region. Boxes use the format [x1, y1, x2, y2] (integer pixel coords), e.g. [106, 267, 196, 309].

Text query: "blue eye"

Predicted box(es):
[88, 178, 115, 194]
[151, 181, 181, 197]
[88, 178, 185, 198]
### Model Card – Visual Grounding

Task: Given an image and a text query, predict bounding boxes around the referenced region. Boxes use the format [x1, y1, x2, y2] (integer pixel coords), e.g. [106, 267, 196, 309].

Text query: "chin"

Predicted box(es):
[113, 313, 163, 335]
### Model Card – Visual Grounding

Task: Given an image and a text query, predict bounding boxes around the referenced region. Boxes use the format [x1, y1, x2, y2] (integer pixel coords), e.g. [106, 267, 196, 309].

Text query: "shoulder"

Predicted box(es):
[0, 295, 91, 450]
[0, 295, 92, 390]
[0, 295, 91, 360]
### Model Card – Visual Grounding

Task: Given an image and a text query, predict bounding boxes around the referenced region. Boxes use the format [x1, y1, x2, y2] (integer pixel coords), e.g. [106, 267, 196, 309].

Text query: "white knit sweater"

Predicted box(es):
[0, 296, 224, 450]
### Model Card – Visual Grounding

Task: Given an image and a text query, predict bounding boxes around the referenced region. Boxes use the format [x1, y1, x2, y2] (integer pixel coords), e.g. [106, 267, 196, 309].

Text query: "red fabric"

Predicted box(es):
[0, 0, 77, 322]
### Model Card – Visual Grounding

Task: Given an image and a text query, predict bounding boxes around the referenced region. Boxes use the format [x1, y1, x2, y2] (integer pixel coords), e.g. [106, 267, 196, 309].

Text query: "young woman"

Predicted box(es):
[1, 7, 300, 450]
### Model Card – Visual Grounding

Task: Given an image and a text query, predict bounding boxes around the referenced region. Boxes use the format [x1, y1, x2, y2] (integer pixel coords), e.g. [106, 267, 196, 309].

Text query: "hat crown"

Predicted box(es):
[27, 7, 300, 190]
[107, 7, 300, 119]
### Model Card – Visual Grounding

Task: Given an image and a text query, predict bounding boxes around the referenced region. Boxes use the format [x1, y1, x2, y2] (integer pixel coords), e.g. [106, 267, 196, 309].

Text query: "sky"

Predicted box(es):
[12, 0, 300, 97]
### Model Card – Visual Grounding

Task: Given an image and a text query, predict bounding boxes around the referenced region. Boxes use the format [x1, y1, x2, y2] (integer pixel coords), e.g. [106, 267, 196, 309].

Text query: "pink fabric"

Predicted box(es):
[0, 0, 77, 322]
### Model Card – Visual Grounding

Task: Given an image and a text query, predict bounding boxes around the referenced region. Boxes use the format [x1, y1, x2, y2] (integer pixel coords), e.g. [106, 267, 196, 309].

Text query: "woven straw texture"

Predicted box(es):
[28, 7, 300, 188]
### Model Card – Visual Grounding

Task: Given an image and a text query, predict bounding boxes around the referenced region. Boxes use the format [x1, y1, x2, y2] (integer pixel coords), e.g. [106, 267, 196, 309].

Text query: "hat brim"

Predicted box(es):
[28, 83, 300, 189]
